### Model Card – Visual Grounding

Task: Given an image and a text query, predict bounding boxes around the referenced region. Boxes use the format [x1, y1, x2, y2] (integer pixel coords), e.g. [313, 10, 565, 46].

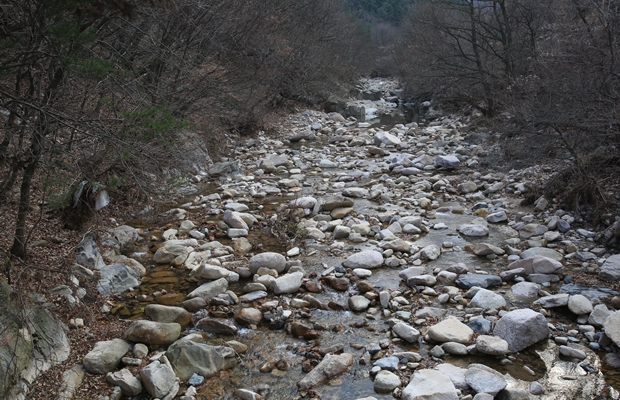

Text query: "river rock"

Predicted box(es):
[106, 368, 142, 397]
[123, 320, 181, 345]
[455, 274, 502, 289]
[435, 155, 461, 169]
[476, 335, 509, 356]
[140, 360, 176, 398]
[321, 195, 354, 211]
[166, 339, 236, 380]
[465, 243, 505, 256]
[458, 181, 478, 194]
[520, 247, 563, 261]
[589, 304, 612, 327]
[97, 263, 140, 295]
[273, 272, 304, 294]
[349, 295, 371, 311]
[223, 210, 249, 230]
[568, 295, 593, 315]
[343, 187, 368, 198]
[194, 264, 230, 280]
[487, 211, 508, 223]
[375, 370, 401, 393]
[600, 254, 620, 281]
[234, 308, 263, 326]
[153, 244, 191, 265]
[392, 322, 420, 343]
[374, 131, 401, 146]
[187, 278, 229, 301]
[75, 233, 106, 269]
[434, 364, 469, 390]
[343, 250, 384, 269]
[427, 316, 474, 344]
[465, 364, 507, 396]
[144, 304, 191, 329]
[249, 252, 287, 274]
[493, 309, 549, 352]
[112, 225, 140, 254]
[458, 224, 489, 237]
[196, 318, 238, 335]
[83, 339, 131, 374]
[511, 282, 541, 300]
[402, 369, 459, 400]
[604, 311, 620, 347]
[534, 293, 569, 308]
[420, 244, 441, 261]
[469, 288, 506, 310]
[519, 224, 548, 239]
[297, 353, 354, 391]
[442, 342, 468, 355]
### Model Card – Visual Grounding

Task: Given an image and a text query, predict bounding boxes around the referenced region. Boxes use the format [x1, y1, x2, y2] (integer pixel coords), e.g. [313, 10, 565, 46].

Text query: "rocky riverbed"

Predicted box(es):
[47, 80, 620, 400]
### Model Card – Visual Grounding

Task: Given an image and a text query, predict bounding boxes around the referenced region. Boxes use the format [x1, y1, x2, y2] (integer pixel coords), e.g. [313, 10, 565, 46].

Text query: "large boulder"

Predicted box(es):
[122, 320, 181, 346]
[297, 353, 354, 391]
[493, 309, 549, 352]
[402, 369, 459, 400]
[165, 339, 237, 380]
[83, 339, 131, 374]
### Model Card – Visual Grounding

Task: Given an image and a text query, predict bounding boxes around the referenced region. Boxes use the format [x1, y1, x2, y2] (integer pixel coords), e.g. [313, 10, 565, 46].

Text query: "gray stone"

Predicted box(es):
[106, 368, 142, 397]
[140, 360, 176, 398]
[427, 316, 474, 344]
[75, 233, 105, 269]
[343, 250, 384, 269]
[97, 263, 140, 295]
[534, 293, 569, 308]
[343, 187, 368, 198]
[57, 364, 85, 400]
[194, 264, 230, 280]
[273, 272, 304, 294]
[208, 161, 239, 177]
[493, 309, 549, 352]
[374, 356, 400, 370]
[476, 335, 509, 356]
[392, 322, 420, 343]
[153, 244, 191, 265]
[458, 224, 489, 237]
[166, 339, 236, 380]
[589, 304, 612, 327]
[487, 211, 508, 223]
[196, 318, 238, 335]
[568, 295, 593, 315]
[145, 304, 191, 329]
[455, 274, 502, 289]
[420, 245, 441, 261]
[187, 278, 228, 301]
[374, 370, 401, 392]
[469, 288, 506, 310]
[112, 225, 140, 254]
[297, 353, 354, 391]
[249, 252, 287, 274]
[123, 320, 181, 346]
[520, 247, 563, 261]
[511, 281, 541, 300]
[559, 345, 587, 360]
[321, 195, 354, 211]
[435, 155, 461, 169]
[434, 364, 469, 390]
[604, 311, 620, 347]
[402, 369, 459, 400]
[465, 364, 507, 396]
[223, 210, 248, 230]
[600, 254, 620, 281]
[519, 224, 548, 239]
[83, 339, 131, 374]
[458, 181, 478, 194]
[349, 295, 371, 312]
[442, 342, 468, 355]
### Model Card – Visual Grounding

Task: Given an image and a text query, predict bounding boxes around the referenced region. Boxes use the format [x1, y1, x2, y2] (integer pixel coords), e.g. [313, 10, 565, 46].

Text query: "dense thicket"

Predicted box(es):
[395, 0, 620, 216]
[0, 0, 367, 259]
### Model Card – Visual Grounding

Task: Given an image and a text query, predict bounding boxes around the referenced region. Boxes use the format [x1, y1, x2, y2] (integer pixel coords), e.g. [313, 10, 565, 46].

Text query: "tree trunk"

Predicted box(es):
[10, 126, 43, 259]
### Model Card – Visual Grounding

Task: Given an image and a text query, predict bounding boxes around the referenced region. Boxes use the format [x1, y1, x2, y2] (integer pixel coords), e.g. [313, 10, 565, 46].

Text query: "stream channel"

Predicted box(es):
[107, 110, 620, 400]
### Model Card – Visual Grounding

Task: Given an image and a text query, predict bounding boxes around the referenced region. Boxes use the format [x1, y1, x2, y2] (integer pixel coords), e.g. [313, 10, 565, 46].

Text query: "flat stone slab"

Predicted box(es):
[455, 274, 502, 289]
[402, 369, 459, 400]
